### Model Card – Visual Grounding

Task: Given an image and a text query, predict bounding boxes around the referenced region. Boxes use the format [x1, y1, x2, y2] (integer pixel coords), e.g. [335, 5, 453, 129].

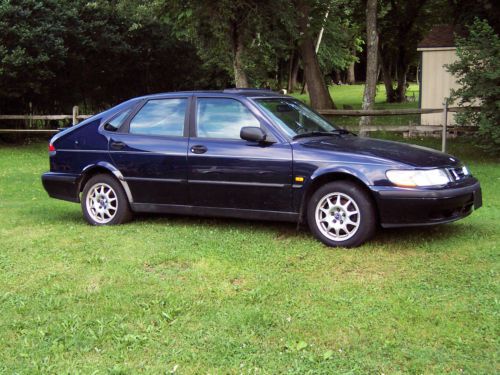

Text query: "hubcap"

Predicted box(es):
[86, 183, 118, 224]
[315, 192, 361, 242]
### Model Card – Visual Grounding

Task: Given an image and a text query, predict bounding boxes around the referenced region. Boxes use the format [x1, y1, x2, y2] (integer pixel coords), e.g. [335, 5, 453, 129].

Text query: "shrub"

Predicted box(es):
[446, 19, 500, 155]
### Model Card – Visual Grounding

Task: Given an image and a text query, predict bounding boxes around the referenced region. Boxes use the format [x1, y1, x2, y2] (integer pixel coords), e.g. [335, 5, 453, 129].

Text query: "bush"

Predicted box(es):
[446, 19, 500, 155]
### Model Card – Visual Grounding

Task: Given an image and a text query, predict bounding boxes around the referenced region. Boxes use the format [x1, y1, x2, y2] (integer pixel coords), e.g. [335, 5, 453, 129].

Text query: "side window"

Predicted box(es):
[196, 98, 260, 139]
[104, 109, 131, 132]
[129, 98, 187, 137]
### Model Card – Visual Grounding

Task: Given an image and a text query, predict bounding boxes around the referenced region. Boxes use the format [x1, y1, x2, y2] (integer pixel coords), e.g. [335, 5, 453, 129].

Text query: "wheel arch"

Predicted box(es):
[299, 168, 379, 223]
[78, 162, 134, 203]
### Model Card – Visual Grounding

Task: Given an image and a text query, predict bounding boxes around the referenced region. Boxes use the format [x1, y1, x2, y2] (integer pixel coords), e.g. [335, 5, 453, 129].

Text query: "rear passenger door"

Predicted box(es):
[107, 96, 190, 204]
[187, 96, 293, 212]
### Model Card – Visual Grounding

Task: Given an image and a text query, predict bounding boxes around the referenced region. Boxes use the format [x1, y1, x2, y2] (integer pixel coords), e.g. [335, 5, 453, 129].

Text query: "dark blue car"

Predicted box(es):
[42, 89, 482, 247]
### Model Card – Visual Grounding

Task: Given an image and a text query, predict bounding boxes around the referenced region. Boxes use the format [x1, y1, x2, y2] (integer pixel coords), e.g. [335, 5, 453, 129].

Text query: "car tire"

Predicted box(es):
[81, 174, 132, 226]
[307, 181, 376, 247]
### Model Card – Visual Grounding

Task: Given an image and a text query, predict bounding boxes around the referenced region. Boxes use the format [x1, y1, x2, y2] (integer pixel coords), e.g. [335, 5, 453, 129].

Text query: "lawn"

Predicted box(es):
[0, 138, 498, 373]
[292, 84, 421, 127]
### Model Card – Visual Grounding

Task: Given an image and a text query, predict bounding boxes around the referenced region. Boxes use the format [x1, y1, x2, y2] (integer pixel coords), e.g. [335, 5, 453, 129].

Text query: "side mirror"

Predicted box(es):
[240, 126, 268, 143]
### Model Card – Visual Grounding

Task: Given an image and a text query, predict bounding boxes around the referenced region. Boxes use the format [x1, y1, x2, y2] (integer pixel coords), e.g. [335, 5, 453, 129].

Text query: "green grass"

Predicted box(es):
[0, 139, 499, 373]
[292, 84, 420, 127]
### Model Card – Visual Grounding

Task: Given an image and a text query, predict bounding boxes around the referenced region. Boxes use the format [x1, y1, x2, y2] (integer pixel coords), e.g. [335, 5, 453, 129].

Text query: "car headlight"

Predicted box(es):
[386, 169, 451, 187]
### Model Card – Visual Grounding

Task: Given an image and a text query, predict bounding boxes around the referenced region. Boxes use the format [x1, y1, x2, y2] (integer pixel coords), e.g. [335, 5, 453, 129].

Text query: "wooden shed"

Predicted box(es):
[417, 25, 461, 125]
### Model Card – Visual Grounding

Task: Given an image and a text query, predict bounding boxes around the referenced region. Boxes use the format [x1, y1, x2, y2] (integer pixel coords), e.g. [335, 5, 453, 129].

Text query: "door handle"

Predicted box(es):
[110, 140, 126, 150]
[190, 145, 208, 154]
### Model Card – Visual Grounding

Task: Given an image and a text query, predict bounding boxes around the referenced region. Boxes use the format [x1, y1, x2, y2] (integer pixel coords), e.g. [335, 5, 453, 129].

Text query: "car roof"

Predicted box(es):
[135, 88, 288, 101]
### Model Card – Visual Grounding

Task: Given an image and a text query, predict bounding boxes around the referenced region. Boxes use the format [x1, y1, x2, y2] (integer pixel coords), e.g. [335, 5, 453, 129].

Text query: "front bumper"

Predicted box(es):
[371, 179, 482, 228]
[41, 172, 81, 203]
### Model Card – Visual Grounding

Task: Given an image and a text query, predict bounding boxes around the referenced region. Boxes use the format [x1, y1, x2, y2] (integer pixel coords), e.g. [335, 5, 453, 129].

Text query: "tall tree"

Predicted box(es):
[295, 0, 335, 109]
[377, 0, 447, 102]
[360, 0, 378, 128]
[160, 0, 290, 88]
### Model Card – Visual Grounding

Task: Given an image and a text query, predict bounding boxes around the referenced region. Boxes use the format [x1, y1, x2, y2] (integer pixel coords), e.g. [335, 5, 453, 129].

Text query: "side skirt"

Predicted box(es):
[130, 203, 299, 223]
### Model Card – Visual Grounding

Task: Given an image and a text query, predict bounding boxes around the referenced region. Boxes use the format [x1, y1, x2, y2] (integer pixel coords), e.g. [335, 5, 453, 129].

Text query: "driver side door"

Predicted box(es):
[187, 96, 293, 212]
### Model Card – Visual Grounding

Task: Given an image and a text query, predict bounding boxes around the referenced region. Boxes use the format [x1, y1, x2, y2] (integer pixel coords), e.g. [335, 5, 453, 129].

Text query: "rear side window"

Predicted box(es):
[196, 98, 260, 139]
[129, 98, 187, 137]
[104, 109, 131, 132]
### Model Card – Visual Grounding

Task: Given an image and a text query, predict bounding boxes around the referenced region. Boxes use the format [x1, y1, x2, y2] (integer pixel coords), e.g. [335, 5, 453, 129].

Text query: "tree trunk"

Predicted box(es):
[296, 1, 334, 109]
[346, 62, 355, 84]
[395, 50, 408, 102]
[395, 70, 408, 102]
[379, 47, 395, 102]
[334, 69, 342, 85]
[360, 0, 378, 132]
[288, 50, 300, 92]
[230, 21, 248, 88]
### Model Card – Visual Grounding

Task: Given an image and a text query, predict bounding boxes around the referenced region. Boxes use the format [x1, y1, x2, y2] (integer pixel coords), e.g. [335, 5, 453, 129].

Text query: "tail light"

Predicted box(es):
[48, 143, 56, 152]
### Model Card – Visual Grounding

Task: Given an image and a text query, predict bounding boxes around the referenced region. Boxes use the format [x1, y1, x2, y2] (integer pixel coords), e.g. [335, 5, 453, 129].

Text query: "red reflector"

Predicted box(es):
[48, 144, 56, 152]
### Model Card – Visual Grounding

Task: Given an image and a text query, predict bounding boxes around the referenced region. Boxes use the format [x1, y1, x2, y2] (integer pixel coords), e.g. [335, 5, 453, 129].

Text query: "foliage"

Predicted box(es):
[446, 19, 500, 154]
[1, 0, 498, 113]
[377, 0, 449, 102]
[0, 0, 218, 114]
[158, 0, 360, 89]
[0, 0, 67, 109]
[0, 140, 498, 372]
[316, 4, 363, 77]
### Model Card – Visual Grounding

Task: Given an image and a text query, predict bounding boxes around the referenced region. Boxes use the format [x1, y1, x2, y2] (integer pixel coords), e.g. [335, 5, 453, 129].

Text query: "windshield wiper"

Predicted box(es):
[292, 129, 353, 140]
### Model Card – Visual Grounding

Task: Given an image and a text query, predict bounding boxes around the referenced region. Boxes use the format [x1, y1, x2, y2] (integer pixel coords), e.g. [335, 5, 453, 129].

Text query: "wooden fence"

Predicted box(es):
[0, 104, 477, 153]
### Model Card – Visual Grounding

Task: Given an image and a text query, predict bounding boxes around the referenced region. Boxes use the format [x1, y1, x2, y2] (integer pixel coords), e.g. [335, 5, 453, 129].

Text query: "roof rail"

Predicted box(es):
[222, 88, 273, 93]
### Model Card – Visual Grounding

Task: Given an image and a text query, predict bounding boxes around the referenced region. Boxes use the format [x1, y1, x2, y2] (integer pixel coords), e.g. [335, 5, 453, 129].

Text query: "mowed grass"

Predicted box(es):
[0, 140, 499, 374]
[292, 84, 420, 127]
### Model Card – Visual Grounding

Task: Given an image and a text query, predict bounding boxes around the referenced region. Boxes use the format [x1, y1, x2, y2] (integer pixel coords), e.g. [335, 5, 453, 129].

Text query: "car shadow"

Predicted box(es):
[41, 208, 478, 249]
[132, 212, 473, 248]
[133, 212, 300, 234]
[371, 223, 470, 248]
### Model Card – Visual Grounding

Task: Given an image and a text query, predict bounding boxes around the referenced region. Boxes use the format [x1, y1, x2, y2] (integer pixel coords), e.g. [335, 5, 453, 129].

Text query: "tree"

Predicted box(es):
[160, 0, 288, 88]
[0, 0, 217, 114]
[446, 19, 500, 154]
[360, 0, 378, 128]
[295, 0, 335, 109]
[316, 10, 363, 86]
[0, 0, 67, 113]
[377, 0, 447, 102]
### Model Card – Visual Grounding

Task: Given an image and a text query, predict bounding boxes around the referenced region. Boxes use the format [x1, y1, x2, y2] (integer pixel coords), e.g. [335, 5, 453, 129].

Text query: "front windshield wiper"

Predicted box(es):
[292, 128, 353, 140]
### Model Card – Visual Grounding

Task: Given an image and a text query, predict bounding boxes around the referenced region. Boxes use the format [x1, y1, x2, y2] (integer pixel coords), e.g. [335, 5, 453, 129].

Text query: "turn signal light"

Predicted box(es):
[48, 143, 56, 152]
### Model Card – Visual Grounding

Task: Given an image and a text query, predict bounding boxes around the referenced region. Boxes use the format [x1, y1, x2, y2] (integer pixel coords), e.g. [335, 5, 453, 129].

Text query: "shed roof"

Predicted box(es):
[418, 24, 464, 49]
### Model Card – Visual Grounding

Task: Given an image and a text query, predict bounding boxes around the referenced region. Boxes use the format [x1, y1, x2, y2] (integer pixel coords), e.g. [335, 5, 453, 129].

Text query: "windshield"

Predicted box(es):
[254, 98, 337, 138]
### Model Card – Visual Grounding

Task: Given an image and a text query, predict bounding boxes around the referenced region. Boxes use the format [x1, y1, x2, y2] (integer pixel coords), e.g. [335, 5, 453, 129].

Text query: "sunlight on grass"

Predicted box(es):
[292, 83, 420, 127]
[0, 140, 498, 373]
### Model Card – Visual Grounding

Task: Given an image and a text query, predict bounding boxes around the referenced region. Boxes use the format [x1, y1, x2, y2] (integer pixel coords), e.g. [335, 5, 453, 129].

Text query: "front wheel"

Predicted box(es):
[307, 181, 376, 247]
[81, 174, 132, 225]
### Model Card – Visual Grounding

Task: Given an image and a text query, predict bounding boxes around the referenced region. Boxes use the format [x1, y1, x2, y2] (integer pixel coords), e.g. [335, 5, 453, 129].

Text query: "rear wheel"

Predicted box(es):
[81, 174, 132, 225]
[307, 181, 376, 247]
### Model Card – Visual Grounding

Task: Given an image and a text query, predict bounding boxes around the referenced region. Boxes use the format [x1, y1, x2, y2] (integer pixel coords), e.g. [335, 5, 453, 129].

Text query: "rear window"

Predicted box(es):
[129, 98, 187, 137]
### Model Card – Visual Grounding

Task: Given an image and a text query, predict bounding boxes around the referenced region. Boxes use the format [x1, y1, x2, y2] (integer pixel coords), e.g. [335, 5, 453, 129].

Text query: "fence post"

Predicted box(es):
[441, 99, 448, 153]
[72, 106, 79, 126]
[29, 101, 33, 129]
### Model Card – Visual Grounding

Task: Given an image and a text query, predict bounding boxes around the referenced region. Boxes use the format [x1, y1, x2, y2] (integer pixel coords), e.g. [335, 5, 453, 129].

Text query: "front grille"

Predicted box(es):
[447, 167, 466, 181]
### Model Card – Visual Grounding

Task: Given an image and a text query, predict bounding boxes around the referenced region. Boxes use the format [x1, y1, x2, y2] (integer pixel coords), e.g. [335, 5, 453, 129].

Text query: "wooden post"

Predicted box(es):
[441, 99, 448, 153]
[72, 106, 79, 126]
[29, 102, 33, 129]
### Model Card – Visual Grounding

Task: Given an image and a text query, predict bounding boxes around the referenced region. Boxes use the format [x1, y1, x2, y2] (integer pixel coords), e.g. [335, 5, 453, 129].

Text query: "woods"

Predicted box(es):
[0, 0, 498, 114]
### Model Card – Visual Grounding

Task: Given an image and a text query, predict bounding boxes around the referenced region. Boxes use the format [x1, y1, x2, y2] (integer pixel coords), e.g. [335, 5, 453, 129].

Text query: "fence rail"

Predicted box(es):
[0, 104, 478, 153]
[316, 106, 466, 116]
[0, 115, 92, 121]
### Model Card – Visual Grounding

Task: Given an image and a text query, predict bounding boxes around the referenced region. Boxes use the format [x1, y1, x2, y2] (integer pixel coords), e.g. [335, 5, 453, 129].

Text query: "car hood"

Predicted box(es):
[297, 136, 461, 168]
